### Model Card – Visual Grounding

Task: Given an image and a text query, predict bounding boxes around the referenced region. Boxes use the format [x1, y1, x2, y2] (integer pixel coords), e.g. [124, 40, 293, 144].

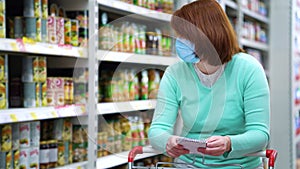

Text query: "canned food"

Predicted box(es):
[14, 16, 23, 39]
[29, 147, 39, 169]
[23, 82, 36, 108]
[36, 82, 41, 107]
[41, 0, 48, 18]
[39, 56, 47, 82]
[41, 18, 47, 42]
[0, 55, 6, 81]
[0, 151, 12, 169]
[0, 81, 7, 109]
[19, 148, 29, 169]
[25, 17, 37, 40]
[33, 56, 39, 82]
[34, 0, 42, 17]
[40, 141, 50, 169]
[0, 124, 12, 152]
[24, 0, 34, 17]
[19, 123, 30, 148]
[41, 82, 47, 106]
[30, 121, 40, 147]
[12, 123, 20, 150]
[0, 0, 5, 38]
[22, 56, 34, 82]
[57, 141, 65, 166]
[36, 17, 42, 42]
[64, 19, 71, 45]
[13, 150, 20, 169]
[71, 19, 79, 47]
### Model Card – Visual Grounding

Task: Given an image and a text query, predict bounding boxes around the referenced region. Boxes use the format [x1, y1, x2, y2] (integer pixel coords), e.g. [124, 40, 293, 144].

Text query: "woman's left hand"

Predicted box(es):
[197, 136, 231, 156]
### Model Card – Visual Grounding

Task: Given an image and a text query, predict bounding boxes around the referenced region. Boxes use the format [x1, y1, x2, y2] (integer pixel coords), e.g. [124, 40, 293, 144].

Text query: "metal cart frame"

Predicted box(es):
[128, 146, 278, 169]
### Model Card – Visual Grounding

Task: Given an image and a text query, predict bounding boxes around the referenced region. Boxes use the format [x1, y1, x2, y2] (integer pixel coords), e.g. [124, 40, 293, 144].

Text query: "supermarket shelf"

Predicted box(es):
[296, 133, 300, 144]
[98, 50, 179, 66]
[240, 38, 269, 51]
[0, 104, 86, 124]
[98, 100, 157, 115]
[55, 162, 87, 169]
[224, 0, 238, 9]
[97, 147, 160, 169]
[0, 38, 87, 58]
[98, 0, 172, 22]
[242, 7, 269, 24]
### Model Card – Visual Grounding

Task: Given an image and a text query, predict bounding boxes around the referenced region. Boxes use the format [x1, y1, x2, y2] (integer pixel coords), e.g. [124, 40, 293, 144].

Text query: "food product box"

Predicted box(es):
[29, 146, 39, 169]
[19, 148, 29, 169]
[0, 124, 12, 152]
[0, 151, 13, 169]
[30, 121, 40, 147]
[12, 123, 20, 150]
[56, 17, 64, 45]
[47, 77, 65, 106]
[47, 16, 57, 44]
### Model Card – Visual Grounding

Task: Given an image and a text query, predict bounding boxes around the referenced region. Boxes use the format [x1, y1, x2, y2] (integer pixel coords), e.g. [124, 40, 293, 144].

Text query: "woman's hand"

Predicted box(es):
[166, 136, 190, 158]
[197, 136, 231, 156]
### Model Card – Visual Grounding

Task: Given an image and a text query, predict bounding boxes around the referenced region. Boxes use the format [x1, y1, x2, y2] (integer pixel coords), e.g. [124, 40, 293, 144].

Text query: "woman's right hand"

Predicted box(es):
[166, 136, 190, 158]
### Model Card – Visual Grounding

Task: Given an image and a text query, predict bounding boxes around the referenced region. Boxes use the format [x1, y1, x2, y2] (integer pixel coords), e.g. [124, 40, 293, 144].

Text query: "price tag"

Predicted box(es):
[30, 112, 38, 120]
[10, 42, 18, 51]
[10, 114, 18, 122]
[16, 39, 26, 51]
[51, 111, 59, 118]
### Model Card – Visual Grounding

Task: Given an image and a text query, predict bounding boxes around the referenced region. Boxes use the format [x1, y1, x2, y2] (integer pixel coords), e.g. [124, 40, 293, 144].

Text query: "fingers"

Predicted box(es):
[166, 136, 190, 158]
[197, 136, 230, 156]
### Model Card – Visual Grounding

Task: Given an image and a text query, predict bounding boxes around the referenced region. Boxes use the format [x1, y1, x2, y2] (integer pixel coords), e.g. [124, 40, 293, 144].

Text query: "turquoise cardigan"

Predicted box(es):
[148, 53, 270, 169]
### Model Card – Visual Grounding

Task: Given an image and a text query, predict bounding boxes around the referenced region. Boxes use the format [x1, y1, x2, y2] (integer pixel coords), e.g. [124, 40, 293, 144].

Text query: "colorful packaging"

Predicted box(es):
[36, 82, 41, 107]
[70, 19, 79, 47]
[0, 0, 6, 38]
[19, 148, 29, 169]
[38, 57, 47, 82]
[29, 146, 39, 169]
[0, 124, 12, 152]
[41, 0, 48, 18]
[47, 16, 57, 44]
[56, 17, 65, 45]
[72, 125, 87, 162]
[32, 56, 39, 82]
[41, 82, 47, 107]
[0, 55, 6, 81]
[34, 0, 42, 18]
[19, 123, 30, 148]
[0, 151, 12, 169]
[64, 18, 72, 45]
[36, 17, 42, 42]
[67, 11, 88, 47]
[30, 121, 40, 147]
[13, 150, 20, 169]
[0, 81, 6, 109]
[57, 141, 65, 166]
[46, 77, 65, 106]
[22, 56, 34, 83]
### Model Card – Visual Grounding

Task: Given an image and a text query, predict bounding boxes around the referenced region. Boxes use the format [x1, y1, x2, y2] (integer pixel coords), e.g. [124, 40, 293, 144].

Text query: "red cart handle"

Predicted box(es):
[128, 146, 143, 162]
[266, 149, 278, 167]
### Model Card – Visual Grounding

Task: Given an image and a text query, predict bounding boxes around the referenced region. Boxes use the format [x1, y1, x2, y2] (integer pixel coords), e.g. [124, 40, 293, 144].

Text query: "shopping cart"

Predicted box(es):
[128, 146, 277, 169]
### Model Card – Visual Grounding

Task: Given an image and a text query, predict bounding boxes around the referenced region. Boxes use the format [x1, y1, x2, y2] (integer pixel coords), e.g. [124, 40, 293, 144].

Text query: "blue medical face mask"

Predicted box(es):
[175, 38, 200, 63]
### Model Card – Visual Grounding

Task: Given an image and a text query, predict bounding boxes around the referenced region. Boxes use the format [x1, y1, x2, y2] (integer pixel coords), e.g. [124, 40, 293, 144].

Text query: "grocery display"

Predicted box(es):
[0, 0, 275, 169]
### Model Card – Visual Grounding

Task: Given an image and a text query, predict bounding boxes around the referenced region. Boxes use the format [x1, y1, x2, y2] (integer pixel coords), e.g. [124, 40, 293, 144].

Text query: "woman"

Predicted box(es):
[148, 0, 270, 169]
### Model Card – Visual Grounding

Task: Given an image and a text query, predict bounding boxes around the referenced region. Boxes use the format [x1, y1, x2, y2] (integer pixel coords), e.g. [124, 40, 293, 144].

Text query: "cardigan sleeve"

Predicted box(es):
[225, 61, 270, 158]
[148, 69, 181, 152]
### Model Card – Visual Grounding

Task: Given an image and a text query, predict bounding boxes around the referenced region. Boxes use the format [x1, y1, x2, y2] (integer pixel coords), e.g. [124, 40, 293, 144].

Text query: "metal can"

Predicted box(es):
[0, 151, 12, 169]
[0, 55, 5, 81]
[23, 82, 36, 108]
[57, 141, 65, 166]
[71, 19, 79, 47]
[0, 124, 12, 152]
[30, 121, 40, 147]
[19, 123, 30, 148]
[29, 146, 39, 169]
[39, 56, 47, 82]
[41, 18, 47, 42]
[64, 18, 71, 45]
[25, 17, 37, 40]
[41, 82, 47, 106]
[22, 56, 34, 82]
[36, 82, 41, 107]
[14, 16, 23, 39]
[33, 56, 39, 82]
[36, 17, 42, 42]
[34, 0, 42, 17]
[0, 0, 5, 38]
[13, 150, 20, 169]
[24, 0, 34, 17]
[19, 148, 29, 169]
[0, 81, 7, 109]
[41, 0, 48, 19]
[40, 141, 50, 169]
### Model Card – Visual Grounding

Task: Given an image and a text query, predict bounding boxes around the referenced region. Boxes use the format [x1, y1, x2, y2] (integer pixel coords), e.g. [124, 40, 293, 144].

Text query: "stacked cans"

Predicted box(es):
[0, 0, 5, 38]
[22, 56, 47, 108]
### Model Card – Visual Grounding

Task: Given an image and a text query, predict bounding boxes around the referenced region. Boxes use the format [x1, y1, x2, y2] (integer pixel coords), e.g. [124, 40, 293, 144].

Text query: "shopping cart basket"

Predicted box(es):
[128, 146, 277, 169]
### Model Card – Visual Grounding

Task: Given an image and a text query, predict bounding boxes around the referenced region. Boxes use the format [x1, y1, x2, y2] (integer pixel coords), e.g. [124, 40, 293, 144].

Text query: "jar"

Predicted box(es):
[48, 140, 58, 168]
[39, 141, 50, 169]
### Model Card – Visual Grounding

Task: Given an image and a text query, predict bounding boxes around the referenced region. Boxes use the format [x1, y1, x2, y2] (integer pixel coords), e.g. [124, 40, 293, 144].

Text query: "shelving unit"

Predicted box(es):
[0, 0, 272, 169]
